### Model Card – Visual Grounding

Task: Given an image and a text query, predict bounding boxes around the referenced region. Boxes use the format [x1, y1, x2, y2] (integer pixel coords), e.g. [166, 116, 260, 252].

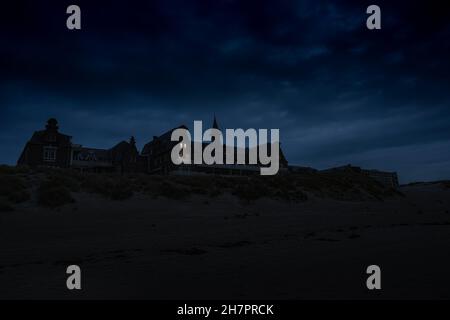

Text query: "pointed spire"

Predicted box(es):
[129, 136, 136, 146]
[212, 114, 219, 130]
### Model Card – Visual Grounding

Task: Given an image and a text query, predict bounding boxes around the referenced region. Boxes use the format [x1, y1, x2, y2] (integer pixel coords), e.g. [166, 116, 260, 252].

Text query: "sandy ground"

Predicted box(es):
[1, 183, 450, 299]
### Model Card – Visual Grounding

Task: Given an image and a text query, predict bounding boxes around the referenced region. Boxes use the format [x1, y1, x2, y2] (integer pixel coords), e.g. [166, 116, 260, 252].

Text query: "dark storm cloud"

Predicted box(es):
[1, 0, 449, 182]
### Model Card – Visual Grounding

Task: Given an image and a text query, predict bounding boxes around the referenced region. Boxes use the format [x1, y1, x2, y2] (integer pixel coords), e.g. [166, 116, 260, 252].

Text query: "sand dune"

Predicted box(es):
[1, 169, 450, 299]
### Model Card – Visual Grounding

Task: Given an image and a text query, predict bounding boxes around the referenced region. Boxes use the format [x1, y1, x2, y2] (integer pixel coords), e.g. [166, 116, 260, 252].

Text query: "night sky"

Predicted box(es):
[1, 1, 449, 183]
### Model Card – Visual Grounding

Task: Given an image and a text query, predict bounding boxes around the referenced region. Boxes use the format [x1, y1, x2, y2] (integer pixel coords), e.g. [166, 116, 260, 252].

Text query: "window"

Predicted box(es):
[43, 146, 57, 162]
[86, 151, 97, 161]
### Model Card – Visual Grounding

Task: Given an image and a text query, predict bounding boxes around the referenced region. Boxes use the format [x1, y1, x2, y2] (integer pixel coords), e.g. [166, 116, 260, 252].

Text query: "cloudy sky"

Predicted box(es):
[1, 0, 449, 183]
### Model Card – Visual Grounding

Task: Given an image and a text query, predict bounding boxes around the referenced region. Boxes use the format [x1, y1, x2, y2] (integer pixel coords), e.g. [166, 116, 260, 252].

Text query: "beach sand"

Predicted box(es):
[1, 182, 450, 299]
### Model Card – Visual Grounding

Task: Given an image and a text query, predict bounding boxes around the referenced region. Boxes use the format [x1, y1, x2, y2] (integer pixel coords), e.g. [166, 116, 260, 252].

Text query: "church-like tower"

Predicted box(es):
[212, 114, 220, 130]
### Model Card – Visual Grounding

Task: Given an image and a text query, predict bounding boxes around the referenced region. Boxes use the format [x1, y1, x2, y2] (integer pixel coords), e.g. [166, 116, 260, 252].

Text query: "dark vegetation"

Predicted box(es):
[0, 165, 402, 209]
[0, 166, 31, 210]
[296, 170, 404, 201]
[37, 179, 74, 208]
[0, 199, 14, 212]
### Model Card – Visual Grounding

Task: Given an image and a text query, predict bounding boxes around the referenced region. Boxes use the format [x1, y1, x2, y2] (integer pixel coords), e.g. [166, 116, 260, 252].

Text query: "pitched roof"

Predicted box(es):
[142, 125, 188, 155]
[28, 130, 72, 145]
[109, 140, 138, 161]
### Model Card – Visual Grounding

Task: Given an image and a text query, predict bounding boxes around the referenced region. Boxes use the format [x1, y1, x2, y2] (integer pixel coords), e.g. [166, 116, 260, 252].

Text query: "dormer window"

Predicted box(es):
[47, 134, 57, 142]
[43, 146, 57, 162]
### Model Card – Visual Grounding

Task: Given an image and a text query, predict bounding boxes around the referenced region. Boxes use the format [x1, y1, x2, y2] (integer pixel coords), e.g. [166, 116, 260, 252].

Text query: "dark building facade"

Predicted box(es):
[18, 119, 141, 174]
[70, 138, 142, 174]
[321, 165, 400, 188]
[141, 125, 188, 174]
[140, 118, 289, 175]
[17, 118, 73, 168]
[18, 117, 289, 176]
[18, 119, 401, 182]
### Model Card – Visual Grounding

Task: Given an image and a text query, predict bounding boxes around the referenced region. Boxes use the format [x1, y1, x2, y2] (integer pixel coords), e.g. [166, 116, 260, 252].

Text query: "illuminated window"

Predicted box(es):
[43, 146, 57, 161]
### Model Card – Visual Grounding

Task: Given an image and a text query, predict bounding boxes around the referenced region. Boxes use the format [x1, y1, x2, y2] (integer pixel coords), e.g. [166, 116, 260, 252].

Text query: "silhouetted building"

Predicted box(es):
[70, 137, 141, 173]
[109, 137, 141, 174]
[18, 119, 141, 174]
[141, 125, 188, 174]
[361, 168, 399, 188]
[141, 117, 289, 175]
[19, 117, 289, 175]
[288, 165, 318, 174]
[71, 145, 112, 172]
[322, 165, 399, 188]
[17, 118, 73, 168]
[18, 119, 403, 182]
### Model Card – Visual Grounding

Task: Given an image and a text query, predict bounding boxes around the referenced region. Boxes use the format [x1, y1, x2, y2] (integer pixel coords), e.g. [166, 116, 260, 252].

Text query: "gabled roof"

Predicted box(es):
[110, 140, 131, 153]
[109, 140, 138, 161]
[142, 125, 188, 155]
[28, 130, 72, 145]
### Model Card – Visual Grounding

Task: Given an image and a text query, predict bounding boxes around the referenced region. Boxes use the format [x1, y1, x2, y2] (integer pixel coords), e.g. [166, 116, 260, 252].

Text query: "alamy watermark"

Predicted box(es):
[66, 5, 381, 31]
[170, 121, 280, 175]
